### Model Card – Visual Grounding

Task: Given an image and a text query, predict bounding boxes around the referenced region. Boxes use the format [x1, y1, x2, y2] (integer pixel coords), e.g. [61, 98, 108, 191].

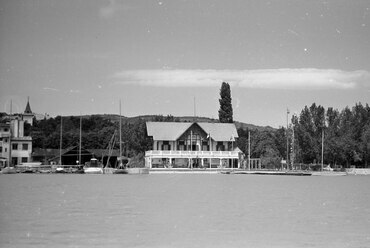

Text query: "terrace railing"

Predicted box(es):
[145, 150, 240, 158]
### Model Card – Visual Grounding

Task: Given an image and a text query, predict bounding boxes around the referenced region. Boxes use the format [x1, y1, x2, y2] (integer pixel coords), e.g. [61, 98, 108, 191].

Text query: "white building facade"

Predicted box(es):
[145, 122, 242, 170]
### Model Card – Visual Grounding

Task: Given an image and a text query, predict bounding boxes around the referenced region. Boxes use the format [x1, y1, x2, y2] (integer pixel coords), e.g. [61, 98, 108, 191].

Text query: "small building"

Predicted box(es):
[0, 123, 11, 167]
[0, 99, 34, 167]
[145, 122, 242, 170]
[0, 118, 32, 167]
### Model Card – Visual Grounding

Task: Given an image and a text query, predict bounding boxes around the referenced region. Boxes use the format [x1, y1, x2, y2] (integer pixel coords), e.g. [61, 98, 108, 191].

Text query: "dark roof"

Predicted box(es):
[32, 147, 120, 158]
[24, 99, 32, 114]
[146, 122, 238, 141]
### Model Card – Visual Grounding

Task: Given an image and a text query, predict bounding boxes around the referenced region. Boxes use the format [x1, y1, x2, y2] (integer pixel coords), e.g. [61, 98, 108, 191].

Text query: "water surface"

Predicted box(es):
[1, 174, 369, 248]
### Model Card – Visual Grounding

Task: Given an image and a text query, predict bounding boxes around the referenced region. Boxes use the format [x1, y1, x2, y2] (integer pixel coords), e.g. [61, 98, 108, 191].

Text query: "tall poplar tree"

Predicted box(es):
[218, 82, 233, 123]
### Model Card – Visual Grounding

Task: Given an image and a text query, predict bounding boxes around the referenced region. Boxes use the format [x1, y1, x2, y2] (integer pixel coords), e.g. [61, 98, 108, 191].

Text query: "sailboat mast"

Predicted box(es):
[59, 116, 62, 165]
[79, 115, 82, 165]
[119, 100, 122, 166]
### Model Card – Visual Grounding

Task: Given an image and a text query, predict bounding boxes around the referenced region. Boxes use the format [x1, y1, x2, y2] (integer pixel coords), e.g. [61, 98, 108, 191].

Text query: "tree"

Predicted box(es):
[218, 82, 233, 123]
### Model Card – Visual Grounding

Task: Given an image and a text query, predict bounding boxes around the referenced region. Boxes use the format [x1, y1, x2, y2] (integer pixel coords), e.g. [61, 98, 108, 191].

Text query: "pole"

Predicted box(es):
[190, 130, 192, 151]
[119, 100, 122, 167]
[248, 131, 251, 170]
[8, 127, 12, 167]
[194, 97, 196, 118]
[59, 116, 62, 165]
[321, 129, 324, 171]
[79, 115, 82, 166]
[292, 120, 295, 170]
[286, 108, 290, 170]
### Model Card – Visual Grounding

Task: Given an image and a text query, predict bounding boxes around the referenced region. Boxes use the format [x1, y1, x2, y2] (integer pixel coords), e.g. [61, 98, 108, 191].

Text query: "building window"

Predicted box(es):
[202, 141, 209, 151]
[22, 144, 28, 150]
[22, 157, 28, 163]
[178, 140, 186, 151]
[0, 146, 2, 153]
[12, 143, 18, 150]
[216, 142, 225, 151]
[162, 141, 171, 151]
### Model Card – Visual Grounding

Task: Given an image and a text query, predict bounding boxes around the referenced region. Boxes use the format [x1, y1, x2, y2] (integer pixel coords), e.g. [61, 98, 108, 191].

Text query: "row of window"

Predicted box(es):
[12, 143, 29, 150]
[160, 141, 226, 151]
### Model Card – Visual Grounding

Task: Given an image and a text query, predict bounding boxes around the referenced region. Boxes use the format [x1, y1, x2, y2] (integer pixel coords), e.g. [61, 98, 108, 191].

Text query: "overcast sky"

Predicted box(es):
[0, 0, 369, 127]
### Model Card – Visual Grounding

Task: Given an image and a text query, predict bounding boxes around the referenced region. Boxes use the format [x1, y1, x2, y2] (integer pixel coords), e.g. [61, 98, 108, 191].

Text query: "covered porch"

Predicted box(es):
[145, 150, 241, 170]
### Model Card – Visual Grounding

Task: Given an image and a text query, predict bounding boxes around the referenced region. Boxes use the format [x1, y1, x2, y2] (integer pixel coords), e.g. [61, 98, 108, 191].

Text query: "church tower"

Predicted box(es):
[22, 97, 34, 125]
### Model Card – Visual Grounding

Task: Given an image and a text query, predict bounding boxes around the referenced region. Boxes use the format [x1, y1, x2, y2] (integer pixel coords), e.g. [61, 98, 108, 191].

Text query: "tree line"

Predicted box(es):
[235, 102, 370, 169]
[31, 115, 152, 158]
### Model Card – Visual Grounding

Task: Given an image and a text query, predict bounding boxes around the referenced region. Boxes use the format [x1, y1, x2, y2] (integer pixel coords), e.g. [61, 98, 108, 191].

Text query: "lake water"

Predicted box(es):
[0, 174, 369, 248]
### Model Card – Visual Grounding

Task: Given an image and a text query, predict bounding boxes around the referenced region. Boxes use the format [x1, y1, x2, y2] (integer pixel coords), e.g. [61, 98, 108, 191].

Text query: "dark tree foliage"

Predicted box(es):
[218, 82, 233, 123]
[236, 102, 370, 169]
[30, 115, 152, 156]
[293, 103, 370, 168]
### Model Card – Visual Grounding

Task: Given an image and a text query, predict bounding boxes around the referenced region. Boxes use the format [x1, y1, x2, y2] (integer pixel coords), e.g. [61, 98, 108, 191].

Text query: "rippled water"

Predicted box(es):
[1, 174, 370, 248]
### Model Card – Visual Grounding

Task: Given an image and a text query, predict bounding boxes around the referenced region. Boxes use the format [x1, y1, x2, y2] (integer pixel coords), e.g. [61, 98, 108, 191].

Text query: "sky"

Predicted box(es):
[0, 0, 369, 128]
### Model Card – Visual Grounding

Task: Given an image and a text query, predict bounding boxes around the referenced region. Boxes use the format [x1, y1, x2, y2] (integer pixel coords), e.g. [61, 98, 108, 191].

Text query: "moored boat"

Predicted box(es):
[1, 167, 17, 174]
[55, 166, 65, 173]
[84, 158, 103, 174]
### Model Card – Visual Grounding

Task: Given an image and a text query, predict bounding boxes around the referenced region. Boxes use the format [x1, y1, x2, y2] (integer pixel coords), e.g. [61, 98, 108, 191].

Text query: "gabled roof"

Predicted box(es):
[146, 122, 238, 141]
[146, 122, 193, 141]
[198, 122, 238, 141]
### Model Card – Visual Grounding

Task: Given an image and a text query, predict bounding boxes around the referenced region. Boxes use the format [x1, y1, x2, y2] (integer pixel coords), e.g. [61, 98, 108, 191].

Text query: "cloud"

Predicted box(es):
[112, 69, 370, 90]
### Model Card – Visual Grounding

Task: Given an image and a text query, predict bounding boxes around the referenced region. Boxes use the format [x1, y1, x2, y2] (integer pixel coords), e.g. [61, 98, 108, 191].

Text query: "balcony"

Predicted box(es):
[145, 150, 240, 158]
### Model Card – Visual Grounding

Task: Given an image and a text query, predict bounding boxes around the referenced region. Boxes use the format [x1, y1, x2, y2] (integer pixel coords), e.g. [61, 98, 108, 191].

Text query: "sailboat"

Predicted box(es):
[114, 100, 128, 174]
[83, 115, 103, 174]
[103, 100, 128, 174]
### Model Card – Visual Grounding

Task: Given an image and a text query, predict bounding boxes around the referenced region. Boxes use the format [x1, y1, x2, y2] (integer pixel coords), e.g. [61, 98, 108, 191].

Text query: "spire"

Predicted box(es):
[24, 97, 32, 114]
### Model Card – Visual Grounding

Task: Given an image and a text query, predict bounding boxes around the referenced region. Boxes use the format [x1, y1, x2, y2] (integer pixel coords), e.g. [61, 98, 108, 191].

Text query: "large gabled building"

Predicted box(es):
[145, 121, 242, 170]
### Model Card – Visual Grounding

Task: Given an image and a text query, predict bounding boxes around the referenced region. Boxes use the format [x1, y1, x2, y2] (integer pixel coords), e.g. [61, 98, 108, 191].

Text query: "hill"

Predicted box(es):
[85, 114, 275, 132]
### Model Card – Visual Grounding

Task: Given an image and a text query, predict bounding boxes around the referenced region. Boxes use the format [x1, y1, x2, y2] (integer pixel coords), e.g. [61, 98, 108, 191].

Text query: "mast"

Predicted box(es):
[79, 115, 82, 165]
[119, 100, 122, 167]
[248, 131, 251, 170]
[59, 116, 62, 165]
[292, 120, 295, 170]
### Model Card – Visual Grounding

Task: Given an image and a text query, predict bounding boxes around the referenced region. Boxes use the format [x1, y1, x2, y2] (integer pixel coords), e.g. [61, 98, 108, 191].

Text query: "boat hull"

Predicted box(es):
[84, 168, 103, 174]
[1, 167, 17, 174]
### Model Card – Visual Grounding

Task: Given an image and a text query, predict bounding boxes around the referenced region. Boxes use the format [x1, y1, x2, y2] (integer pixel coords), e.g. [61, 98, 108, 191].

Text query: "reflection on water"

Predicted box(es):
[1, 174, 370, 248]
